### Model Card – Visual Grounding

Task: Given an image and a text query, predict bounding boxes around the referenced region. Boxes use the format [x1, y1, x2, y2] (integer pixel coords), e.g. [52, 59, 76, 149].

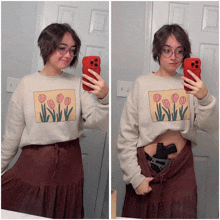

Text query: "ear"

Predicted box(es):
[157, 56, 160, 65]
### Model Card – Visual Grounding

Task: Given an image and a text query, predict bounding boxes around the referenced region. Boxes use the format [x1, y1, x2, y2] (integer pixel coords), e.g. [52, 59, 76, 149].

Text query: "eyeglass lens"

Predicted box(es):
[162, 47, 184, 58]
[57, 45, 77, 57]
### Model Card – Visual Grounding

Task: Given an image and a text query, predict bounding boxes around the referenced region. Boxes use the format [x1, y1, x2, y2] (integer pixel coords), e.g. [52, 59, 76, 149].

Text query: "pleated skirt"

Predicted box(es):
[122, 141, 197, 219]
[1, 139, 84, 219]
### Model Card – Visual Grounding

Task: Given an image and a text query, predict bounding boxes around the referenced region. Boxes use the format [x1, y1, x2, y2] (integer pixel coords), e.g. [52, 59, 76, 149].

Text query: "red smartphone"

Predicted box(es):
[82, 56, 101, 91]
[183, 58, 201, 91]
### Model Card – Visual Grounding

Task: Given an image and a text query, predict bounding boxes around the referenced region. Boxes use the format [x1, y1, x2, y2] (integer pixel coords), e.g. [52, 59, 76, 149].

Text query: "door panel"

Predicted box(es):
[150, 2, 219, 218]
[32, 2, 109, 218]
[32, 1, 109, 86]
[81, 129, 108, 218]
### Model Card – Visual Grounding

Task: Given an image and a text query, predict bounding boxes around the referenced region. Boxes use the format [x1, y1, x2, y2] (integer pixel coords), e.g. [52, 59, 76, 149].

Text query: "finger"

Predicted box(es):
[182, 81, 195, 91]
[186, 90, 195, 96]
[82, 74, 98, 85]
[187, 70, 200, 82]
[148, 177, 154, 182]
[81, 80, 96, 90]
[88, 69, 102, 80]
[181, 76, 196, 86]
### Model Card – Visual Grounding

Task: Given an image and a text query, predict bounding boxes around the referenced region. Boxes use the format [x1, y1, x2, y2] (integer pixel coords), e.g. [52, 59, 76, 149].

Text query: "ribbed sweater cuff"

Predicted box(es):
[130, 173, 146, 189]
[98, 92, 109, 105]
[197, 92, 213, 106]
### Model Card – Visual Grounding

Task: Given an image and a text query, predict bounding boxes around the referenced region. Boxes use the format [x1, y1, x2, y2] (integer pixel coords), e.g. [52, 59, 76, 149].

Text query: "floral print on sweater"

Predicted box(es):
[149, 89, 190, 122]
[34, 90, 76, 123]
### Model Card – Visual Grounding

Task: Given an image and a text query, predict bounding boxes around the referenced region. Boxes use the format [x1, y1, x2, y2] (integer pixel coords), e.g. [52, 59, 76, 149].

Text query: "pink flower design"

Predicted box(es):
[162, 99, 170, 109]
[65, 97, 71, 105]
[57, 94, 64, 103]
[47, 99, 55, 109]
[153, 93, 161, 102]
[171, 93, 179, 103]
[38, 94, 46, 103]
[179, 96, 186, 105]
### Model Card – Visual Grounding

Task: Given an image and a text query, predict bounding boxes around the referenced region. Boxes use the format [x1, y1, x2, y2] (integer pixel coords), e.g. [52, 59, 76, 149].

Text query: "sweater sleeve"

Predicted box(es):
[1, 82, 25, 173]
[117, 78, 146, 189]
[193, 92, 219, 133]
[80, 84, 109, 133]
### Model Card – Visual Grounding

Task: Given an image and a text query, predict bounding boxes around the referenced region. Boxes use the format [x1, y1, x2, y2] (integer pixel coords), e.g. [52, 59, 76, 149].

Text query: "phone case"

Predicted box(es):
[82, 56, 101, 91]
[183, 58, 201, 91]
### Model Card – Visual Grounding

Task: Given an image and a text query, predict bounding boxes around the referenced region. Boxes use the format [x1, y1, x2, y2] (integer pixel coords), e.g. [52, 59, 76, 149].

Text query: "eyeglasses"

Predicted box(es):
[161, 46, 185, 59]
[57, 44, 77, 57]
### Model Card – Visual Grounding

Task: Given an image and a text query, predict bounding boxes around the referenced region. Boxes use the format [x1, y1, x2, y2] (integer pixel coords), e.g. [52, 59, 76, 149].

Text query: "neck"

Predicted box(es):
[155, 66, 176, 77]
[39, 64, 62, 76]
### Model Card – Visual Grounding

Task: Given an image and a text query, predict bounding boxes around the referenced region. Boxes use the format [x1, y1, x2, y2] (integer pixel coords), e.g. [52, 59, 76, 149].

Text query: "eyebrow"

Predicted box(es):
[59, 43, 76, 47]
[164, 45, 184, 49]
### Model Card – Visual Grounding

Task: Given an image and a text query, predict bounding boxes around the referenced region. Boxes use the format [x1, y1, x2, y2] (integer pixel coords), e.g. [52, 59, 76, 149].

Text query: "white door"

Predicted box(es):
[148, 2, 219, 218]
[32, 2, 109, 218]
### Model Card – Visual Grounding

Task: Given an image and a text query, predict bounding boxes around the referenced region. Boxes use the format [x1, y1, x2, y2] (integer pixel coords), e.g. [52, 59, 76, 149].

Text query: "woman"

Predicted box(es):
[118, 24, 217, 218]
[1, 23, 109, 219]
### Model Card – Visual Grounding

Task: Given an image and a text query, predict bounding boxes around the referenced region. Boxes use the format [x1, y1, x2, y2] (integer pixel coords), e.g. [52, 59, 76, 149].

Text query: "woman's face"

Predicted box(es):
[159, 34, 183, 73]
[46, 32, 76, 70]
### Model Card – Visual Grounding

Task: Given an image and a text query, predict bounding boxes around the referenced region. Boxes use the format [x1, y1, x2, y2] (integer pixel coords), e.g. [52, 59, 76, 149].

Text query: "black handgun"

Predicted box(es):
[153, 143, 177, 159]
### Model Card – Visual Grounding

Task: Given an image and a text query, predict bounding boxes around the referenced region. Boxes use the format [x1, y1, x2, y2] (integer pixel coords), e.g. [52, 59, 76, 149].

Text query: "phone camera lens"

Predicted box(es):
[195, 60, 199, 64]
[195, 65, 199, 68]
[94, 63, 98, 67]
[90, 61, 94, 65]
[94, 59, 98, 62]
[191, 62, 194, 67]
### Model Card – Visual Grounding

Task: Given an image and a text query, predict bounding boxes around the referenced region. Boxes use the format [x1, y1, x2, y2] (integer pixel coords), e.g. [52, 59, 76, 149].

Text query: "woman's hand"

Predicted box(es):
[82, 69, 109, 99]
[182, 70, 208, 100]
[135, 177, 154, 195]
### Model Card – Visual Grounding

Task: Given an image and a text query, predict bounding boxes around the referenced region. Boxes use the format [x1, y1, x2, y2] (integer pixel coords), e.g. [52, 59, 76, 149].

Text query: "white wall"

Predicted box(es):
[1, 1, 39, 167]
[111, 2, 149, 216]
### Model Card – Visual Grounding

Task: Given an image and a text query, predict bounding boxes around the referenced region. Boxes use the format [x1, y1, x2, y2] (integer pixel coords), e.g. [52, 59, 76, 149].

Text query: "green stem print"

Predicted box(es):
[162, 107, 171, 121]
[172, 103, 178, 121]
[153, 94, 165, 121]
[64, 106, 73, 121]
[162, 99, 171, 121]
[179, 105, 188, 120]
[56, 104, 63, 122]
[47, 99, 56, 122]
[47, 108, 56, 122]
[171, 93, 179, 121]
[179, 96, 187, 120]
[40, 103, 50, 122]
[155, 103, 165, 121]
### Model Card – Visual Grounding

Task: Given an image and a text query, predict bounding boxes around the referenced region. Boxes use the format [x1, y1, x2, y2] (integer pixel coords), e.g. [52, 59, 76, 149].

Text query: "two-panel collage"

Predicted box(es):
[1, 1, 219, 219]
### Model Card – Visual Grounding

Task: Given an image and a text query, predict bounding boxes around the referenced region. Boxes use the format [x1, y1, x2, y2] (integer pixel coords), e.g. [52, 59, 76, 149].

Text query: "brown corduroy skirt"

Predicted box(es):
[122, 141, 197, 219]
[1, 139, 84, 219]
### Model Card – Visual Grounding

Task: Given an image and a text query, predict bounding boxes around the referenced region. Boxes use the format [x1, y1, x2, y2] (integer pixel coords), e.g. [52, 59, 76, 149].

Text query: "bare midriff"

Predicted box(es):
[144, 130, 187, 159]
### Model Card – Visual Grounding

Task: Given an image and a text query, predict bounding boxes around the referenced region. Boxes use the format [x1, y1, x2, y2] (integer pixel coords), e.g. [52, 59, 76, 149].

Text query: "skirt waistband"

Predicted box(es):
[23, 138, 80, 149]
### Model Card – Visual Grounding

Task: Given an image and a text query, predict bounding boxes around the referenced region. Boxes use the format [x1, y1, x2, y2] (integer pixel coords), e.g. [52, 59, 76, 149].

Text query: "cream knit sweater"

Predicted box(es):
[118, 73, 218, 189]
[2, 72, 109, 173]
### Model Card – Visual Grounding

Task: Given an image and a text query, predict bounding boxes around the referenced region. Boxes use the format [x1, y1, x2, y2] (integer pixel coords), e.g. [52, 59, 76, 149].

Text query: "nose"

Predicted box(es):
[64, 49, 72, 58]
[170, 51, 176, 59]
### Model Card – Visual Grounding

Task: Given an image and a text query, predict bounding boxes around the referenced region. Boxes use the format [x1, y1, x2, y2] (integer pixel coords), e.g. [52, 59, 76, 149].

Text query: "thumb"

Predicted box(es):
[148, 177, 154, 182]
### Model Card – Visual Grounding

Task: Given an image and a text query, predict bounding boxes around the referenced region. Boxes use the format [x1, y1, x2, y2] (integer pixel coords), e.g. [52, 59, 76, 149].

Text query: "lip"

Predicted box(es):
[62, 60, 70, 65]
[169, 63, 178, 66]
[170, 63, 177, 65]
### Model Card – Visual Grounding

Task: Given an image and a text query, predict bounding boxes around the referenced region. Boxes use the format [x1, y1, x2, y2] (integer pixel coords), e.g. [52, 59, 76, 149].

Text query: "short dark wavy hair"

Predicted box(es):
[38, 23, 81, 67]
[152, 24, 191, 68]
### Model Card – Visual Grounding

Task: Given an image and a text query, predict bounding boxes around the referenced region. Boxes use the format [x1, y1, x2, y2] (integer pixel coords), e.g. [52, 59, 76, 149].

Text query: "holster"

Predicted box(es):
[145, 143, 177, 173]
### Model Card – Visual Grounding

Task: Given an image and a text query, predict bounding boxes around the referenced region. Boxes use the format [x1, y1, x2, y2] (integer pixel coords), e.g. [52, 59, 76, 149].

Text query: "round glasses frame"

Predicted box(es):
[161, 47, 185, 59]
[57, 44, 78, 57]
